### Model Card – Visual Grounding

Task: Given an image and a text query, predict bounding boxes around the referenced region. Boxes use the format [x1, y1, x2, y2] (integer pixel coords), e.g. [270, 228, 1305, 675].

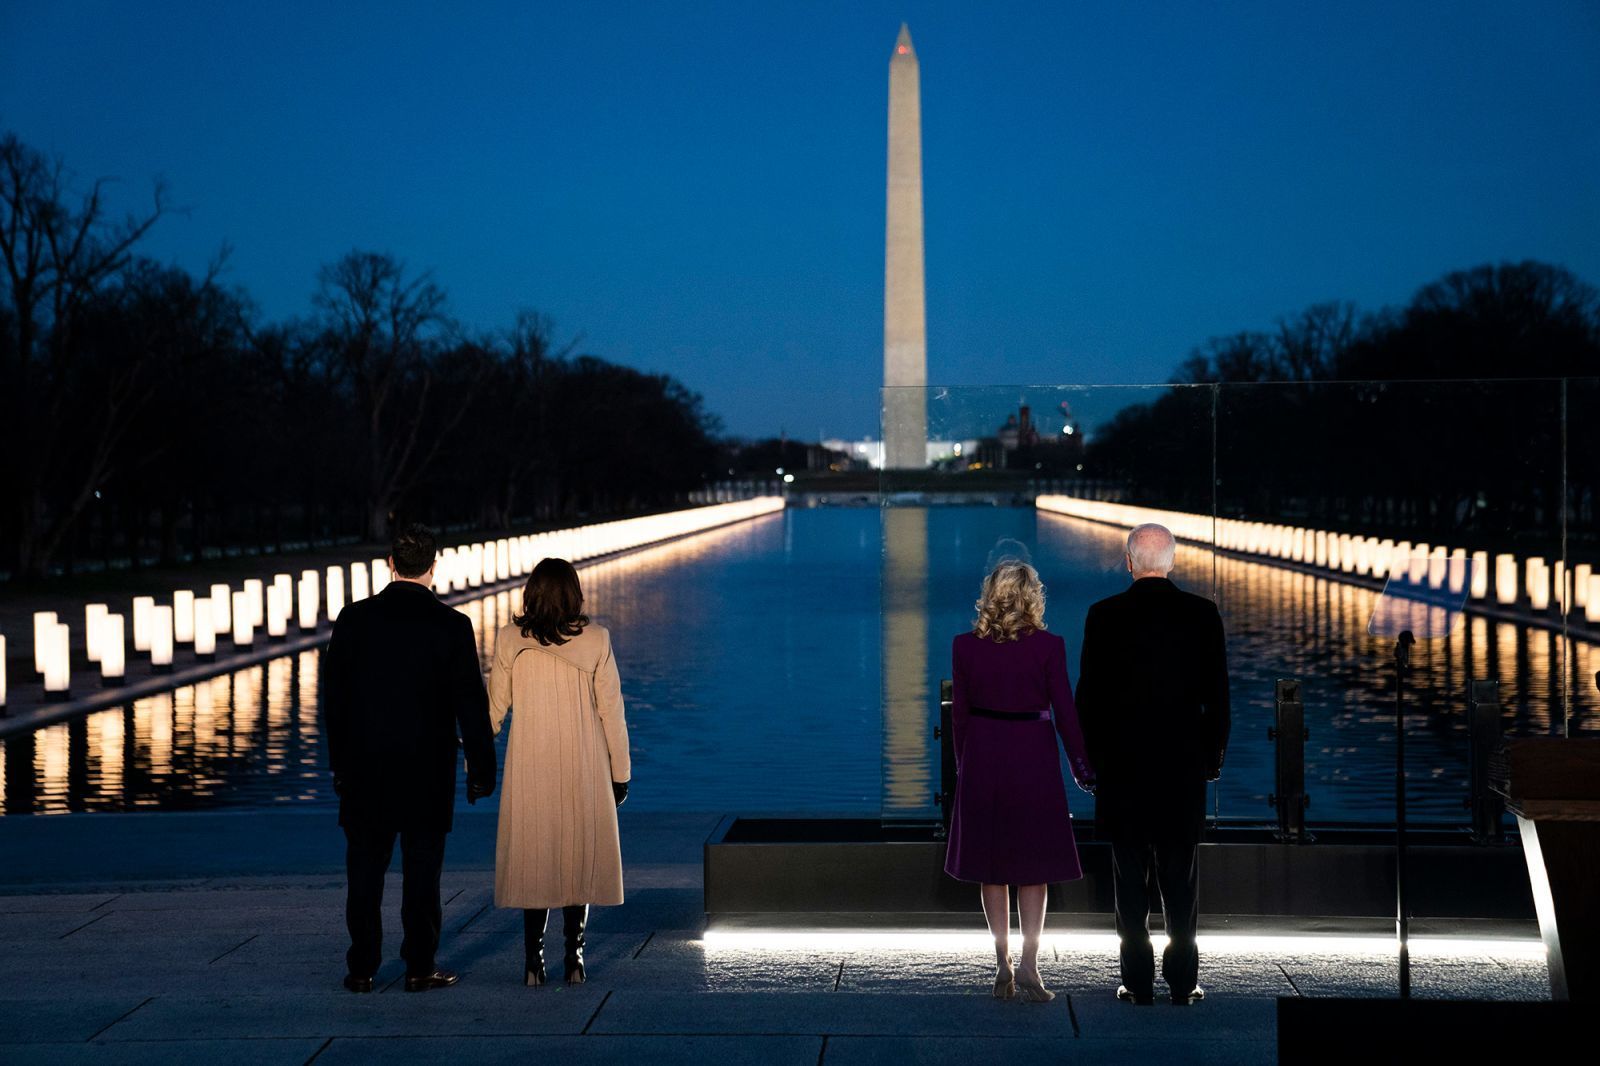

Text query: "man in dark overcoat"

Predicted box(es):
[324, 523, 497, 992]
[1076, 523, 1230, 1006]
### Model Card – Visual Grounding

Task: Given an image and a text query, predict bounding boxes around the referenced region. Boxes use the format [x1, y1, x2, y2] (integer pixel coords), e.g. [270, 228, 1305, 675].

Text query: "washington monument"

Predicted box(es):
[883, 23, 926, 469]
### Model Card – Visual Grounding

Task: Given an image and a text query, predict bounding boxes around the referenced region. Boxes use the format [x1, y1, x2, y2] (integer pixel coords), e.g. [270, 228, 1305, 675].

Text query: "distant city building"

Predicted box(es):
[822, 438, 980, 471]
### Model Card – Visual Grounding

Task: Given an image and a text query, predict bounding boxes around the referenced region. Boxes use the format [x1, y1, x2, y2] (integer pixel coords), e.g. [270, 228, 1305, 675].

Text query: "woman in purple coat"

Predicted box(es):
[945, 559, 1096, 1003]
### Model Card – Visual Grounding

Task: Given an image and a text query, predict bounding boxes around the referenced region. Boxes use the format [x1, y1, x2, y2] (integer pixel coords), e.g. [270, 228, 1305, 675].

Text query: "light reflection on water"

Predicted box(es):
[2, 508, 1593, 820]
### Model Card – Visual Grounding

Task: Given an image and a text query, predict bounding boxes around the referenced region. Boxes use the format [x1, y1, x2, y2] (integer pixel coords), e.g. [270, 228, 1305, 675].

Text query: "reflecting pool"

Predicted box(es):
[3, 507, 1594, 821]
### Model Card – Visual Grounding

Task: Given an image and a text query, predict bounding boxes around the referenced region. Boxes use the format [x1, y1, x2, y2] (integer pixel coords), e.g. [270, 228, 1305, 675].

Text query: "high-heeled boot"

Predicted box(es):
[562, 904, 588, 984]
[523, 908, 549, 986]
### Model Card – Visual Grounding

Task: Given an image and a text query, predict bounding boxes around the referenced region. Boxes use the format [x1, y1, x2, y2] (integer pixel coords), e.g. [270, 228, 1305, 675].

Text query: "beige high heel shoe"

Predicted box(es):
[993, 960, 1016, 1000]
[1015, 967, 1055, 1003]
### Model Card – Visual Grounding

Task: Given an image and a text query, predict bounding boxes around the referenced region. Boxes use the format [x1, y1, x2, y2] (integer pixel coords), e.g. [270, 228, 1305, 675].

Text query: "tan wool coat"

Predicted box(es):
[489, 622, 631, 909]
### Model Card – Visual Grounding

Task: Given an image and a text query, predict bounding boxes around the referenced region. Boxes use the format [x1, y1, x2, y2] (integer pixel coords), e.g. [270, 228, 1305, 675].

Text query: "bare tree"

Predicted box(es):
[1274, 301, 1357, 381]
[0, 133, 168, 578]
[313, 249, 476, 539]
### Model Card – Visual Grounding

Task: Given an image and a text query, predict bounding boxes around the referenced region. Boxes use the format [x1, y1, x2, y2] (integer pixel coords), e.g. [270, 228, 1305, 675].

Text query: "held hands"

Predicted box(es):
[612, 781, 629, 807]
[1206, 752, 1225, 783]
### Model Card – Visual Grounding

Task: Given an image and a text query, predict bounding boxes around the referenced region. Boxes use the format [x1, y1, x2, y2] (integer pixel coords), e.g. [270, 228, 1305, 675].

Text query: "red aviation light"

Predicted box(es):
[896, 44, 908, 54]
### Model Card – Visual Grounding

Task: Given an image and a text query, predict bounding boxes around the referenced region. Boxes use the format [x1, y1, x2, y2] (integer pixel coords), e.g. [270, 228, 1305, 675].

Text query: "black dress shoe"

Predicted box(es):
[1171, 985, 1206, 1005]
[343, 974, 374, 994]
[1116, 984, 1154, 1005]
[404, 970, 460, 992]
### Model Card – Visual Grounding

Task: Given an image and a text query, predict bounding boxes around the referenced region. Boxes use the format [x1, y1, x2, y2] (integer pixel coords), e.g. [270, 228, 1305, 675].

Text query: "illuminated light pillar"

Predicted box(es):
[209, 583, 232, 637]
[43, 623, 71, 696]
[273, 574, 293, 619]
[174, 590, 196, 644]
[883, 23, 927, 470]
[34, 612, 58, 677]
[1525, 557, 1549, 612]
[1552, 560, 1568, 613]
[497, 539, 510, 581]
[1471, 551, 1490, 600]
[326, 566, 346, 622]
[1407, 553, 1429, 586]
[1374, 540, 1395, 580]
[371, 557, 390, 594]
[193, 599, 216, 661]
[468, 545, 484, 589]
[1314, 531, 1329, 568]
[350, 562, 370, 603]
[1428, 546, 1448, 591]
[100, 611, 125, 685]
[150, 606, 174, 673]
[1573, 563, 1591, 610]
[132, 596, 154, 653]
[298, 571, 320, 632]
[1493, 554, 1517, 605]
[1587, 575, 1600, 624]
[266, 586, 288, 639]
[84, 603, 108, 664]
[0, 634, 7, 710]
[243, 579, 265, 628]
[1447, 548, 1466, 595]
[232, 591, 254, 647]
[434, 549, 454, 595]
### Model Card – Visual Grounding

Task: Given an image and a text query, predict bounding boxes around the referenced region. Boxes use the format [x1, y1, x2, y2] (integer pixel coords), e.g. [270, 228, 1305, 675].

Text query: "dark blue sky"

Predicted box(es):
[3, 1, 1597, 439]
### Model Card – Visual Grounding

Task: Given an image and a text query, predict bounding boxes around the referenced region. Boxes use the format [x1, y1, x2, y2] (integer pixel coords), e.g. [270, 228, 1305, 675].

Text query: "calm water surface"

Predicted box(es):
[2, 508, 1594, 821]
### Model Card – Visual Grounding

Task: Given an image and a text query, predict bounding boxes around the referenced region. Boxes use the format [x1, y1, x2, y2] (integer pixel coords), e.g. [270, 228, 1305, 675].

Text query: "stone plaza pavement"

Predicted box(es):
[0, 810, 1550, 1065]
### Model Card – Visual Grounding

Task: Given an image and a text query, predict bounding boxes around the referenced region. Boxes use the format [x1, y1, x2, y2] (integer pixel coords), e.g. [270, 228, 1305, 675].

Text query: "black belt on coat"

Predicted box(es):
[969, 706, 1051, 722]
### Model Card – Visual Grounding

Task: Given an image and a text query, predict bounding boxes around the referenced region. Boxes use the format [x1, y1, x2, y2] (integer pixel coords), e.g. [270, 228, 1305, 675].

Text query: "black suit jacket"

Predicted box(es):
[1075, 577, 1230, 841]
[322, 580, 497, 833]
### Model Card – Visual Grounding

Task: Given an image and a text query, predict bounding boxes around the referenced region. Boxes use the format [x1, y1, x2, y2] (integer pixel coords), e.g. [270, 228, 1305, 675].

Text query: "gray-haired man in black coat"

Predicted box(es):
[1076, 523, 1230, 1007]
[323, 523, 497, 993]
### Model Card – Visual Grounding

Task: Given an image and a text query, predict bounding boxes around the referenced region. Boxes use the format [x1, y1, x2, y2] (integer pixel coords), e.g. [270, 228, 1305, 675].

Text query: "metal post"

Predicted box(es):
[1467, 680, 1504, 843]
[1268, 679, 1312, 842]
[934, 678, 955, 838]
[1395, 630, 1415, 999]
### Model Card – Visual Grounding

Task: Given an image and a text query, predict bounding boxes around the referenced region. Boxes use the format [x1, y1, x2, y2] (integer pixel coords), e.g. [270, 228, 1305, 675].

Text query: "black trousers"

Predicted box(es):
[343, 825, 447, 979]
[1110, 834, 1200, 998]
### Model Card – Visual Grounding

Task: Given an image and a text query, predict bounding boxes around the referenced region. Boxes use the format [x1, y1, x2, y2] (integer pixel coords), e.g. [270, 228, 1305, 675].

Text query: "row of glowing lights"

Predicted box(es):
[2, 498, 784, 706]
[699, 929, 1544, 959]
[1037, 495, 1600, 621]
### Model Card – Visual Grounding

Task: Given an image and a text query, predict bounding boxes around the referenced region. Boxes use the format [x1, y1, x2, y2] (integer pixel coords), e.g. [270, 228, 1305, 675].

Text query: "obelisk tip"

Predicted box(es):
[893, 23, 915, 58]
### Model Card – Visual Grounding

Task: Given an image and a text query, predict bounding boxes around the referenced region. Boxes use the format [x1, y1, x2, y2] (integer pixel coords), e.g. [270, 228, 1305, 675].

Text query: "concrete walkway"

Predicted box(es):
[0, 810, 1550, 1064]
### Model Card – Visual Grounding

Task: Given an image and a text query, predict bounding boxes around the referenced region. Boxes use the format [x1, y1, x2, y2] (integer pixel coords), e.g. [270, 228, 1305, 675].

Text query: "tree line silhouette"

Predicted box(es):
[0, 133, 724, 582]
[1083, 262, 1600, 557]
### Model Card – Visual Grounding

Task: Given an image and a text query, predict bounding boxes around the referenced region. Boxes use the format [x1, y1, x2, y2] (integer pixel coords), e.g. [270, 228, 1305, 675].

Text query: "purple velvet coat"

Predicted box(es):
[943, 628, 1095, 885]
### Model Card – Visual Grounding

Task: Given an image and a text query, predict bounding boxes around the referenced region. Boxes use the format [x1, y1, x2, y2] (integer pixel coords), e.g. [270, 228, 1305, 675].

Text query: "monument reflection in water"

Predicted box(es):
[2, 507, 1595, 819]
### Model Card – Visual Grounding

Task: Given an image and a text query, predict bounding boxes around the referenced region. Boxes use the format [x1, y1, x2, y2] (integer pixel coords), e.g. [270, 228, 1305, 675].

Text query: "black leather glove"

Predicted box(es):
[467, 778, 495, 804]
[612, 781, 629, 807]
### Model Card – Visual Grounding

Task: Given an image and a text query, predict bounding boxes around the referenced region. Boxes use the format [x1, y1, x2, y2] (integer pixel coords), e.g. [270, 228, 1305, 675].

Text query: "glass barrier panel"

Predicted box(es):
[879, 384, 1215, 828]
[1214, 379, 1566, 826]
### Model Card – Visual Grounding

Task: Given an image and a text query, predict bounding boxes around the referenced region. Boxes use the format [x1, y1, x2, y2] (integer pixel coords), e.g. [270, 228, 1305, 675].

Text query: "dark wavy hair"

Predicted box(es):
[513, 558, 589, 645]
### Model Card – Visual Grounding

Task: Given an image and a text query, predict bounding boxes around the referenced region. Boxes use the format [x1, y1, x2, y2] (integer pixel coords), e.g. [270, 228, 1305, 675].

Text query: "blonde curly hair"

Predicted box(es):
[973, 560, 1047, 642]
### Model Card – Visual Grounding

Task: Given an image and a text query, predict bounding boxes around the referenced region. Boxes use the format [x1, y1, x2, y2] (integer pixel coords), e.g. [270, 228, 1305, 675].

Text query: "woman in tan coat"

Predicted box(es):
[489, 558, 631, 986]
